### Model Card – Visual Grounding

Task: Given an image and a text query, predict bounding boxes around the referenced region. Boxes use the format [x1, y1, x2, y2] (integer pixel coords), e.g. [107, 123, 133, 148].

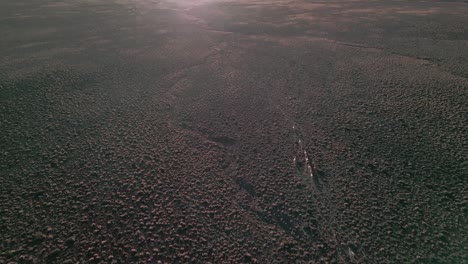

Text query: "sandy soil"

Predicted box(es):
[1, 0, 467, 263]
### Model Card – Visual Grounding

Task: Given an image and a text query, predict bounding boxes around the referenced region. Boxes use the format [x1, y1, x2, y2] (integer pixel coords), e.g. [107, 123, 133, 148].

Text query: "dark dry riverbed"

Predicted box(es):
[1, 0, 467, 263]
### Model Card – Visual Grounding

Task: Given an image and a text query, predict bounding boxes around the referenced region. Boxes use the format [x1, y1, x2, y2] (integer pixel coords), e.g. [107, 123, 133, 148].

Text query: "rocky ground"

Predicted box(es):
[1, 0, 467, 263]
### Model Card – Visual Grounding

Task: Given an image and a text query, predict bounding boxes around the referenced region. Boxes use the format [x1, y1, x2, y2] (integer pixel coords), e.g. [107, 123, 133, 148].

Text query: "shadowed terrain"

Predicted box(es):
[1, 0, 467, 263]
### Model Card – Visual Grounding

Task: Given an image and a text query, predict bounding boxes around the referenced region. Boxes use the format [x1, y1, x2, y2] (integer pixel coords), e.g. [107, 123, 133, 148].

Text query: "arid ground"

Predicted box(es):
[1, 0, 467, 263]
